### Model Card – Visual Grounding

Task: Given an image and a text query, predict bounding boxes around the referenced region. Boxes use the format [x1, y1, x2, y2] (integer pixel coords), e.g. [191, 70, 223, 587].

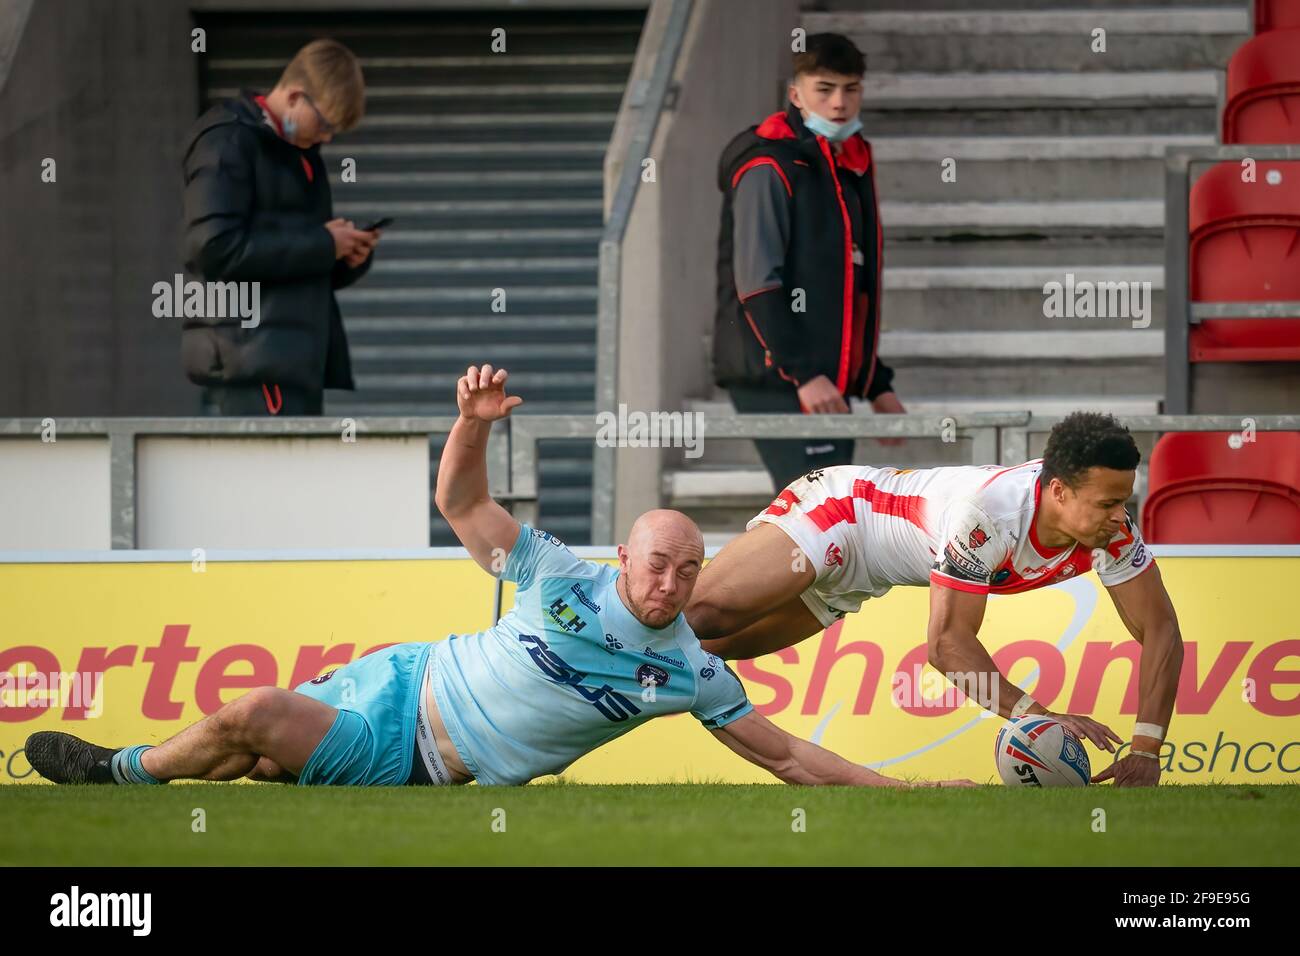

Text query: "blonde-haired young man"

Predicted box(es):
[182, 39, 378, 416]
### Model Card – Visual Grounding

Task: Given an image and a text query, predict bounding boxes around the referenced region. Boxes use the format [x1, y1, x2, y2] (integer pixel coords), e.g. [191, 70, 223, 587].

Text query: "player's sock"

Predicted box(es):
[109, 744, 165, 785]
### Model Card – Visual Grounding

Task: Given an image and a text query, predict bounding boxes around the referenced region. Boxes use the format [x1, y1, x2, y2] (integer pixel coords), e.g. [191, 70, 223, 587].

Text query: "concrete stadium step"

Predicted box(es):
[332, 197, 601, 231]
[361, 257, 597, 290]
[862, 105, 1216, 137]
[809, 8, 1247, 73]
[879, 198, 1164, 238]
[345, 314, 595, 345]
[209, 54, 636, 88]
[320, 141, 606, 173]
[863, 70, 1219, 108]
[882, 236, 1166, 268]
[871, 134, 1213, 202]
[366, 227, 603, 259]
[337, 287, 597, 313]
[881, 265, 1165, 331]
[341, 113, 616, 145]
[883, 328, 1162, 359]
[337, 170, 603, 200]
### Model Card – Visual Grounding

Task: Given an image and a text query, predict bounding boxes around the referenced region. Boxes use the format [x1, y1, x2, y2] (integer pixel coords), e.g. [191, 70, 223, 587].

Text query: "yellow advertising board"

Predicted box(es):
[2, 552, 1297, 784]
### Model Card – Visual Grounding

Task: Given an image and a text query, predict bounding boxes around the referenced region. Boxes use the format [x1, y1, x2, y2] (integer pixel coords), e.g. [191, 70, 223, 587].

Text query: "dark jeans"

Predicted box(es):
[727, 384, 855, 493]
[200, 383, 324, 416]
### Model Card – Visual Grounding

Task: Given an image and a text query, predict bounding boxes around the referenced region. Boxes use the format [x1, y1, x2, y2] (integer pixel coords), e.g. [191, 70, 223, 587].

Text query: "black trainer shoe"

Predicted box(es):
[24, 732, 119, 784]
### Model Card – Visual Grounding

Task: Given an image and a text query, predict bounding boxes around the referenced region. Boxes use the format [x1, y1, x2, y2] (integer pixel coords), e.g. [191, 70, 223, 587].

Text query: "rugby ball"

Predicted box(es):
[995, 715, 1090, 787]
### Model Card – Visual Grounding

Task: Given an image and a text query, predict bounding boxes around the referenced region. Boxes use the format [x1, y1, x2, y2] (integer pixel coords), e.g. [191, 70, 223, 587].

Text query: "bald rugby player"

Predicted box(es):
[27, 365, 974, 790]
[686, 412, 1185, 787]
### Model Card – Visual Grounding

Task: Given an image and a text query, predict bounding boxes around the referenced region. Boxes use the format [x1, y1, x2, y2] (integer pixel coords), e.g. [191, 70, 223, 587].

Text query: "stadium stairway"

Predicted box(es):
[672, 0, 1251, 537]
[198, 8, 646, 545]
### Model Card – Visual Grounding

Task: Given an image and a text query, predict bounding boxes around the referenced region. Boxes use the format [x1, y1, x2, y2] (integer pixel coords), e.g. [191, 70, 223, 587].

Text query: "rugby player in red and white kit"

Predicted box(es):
[686, 413, 1184, 786]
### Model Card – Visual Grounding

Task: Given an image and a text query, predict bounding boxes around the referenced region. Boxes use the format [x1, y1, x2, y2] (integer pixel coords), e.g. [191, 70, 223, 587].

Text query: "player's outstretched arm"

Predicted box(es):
[709, 711, 975, 788]
[928, 584, 1123, 754]
[1093, 564, 1183, 786]
[435, 364, 523, 576]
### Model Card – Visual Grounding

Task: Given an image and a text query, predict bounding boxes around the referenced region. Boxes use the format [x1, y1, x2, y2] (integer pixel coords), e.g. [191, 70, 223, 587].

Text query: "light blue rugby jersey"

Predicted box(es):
[429, 525, 753, 785]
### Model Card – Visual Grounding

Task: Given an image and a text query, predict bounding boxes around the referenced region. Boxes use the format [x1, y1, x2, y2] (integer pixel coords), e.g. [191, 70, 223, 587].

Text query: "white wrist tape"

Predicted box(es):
[1010, 693, 1037, 718]
[1134, 722, 1165, 740]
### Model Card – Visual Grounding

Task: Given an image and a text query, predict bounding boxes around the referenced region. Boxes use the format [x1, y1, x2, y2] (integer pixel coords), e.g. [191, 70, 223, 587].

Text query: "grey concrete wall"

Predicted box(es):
[612, 0, 796, 538]
[0, 0, 198, 416]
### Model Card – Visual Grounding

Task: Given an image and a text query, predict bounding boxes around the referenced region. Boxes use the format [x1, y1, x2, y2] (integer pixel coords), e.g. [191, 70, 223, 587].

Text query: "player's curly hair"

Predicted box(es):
[1041, 412, 1140, 488]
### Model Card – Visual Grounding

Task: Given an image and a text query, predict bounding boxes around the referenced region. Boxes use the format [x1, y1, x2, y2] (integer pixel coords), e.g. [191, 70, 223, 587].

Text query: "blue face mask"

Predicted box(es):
[803, 110, 862, 143]
[282, 113, 298, 140]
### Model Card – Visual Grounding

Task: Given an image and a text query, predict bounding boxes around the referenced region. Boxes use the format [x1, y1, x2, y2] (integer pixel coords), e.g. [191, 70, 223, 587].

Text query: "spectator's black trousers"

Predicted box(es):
[728, 384, 854, 493]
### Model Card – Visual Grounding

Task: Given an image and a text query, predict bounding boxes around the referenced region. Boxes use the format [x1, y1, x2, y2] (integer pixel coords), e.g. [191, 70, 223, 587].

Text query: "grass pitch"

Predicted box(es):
[4, 783, 1297, 866]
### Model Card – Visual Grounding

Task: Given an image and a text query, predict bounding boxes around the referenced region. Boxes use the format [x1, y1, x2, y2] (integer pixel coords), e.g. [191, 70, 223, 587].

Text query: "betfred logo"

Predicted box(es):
[764, 489, 799, 517]
[969, 527, 989, 550]
[824, 543, 844, 568]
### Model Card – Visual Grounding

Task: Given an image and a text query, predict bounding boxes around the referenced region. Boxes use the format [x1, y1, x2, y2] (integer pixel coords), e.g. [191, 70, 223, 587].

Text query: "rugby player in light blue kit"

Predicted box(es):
[26, 365, 974, 790]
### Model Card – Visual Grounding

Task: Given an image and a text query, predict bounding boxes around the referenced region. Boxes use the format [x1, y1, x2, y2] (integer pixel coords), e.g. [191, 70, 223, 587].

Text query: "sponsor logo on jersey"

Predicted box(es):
[531, 528, 564, 548]
[700, 653, 721, 681]
[824, 543, 844, 567]
[1131, 542, 1147, 569]
[570, 583, 601, 615]
[642, 645, 685, 669]
[309, 671, 335, 685]
[968, 526, 989, 550]
[602, 633, 623, 654]
[636, 663, 670, 689]
[803, 469, 825, 482]
[518, 633, 640, 722]
[764, 488, 800, 516]
[546, 597, 589, 634]
[940, 542, 988, 581]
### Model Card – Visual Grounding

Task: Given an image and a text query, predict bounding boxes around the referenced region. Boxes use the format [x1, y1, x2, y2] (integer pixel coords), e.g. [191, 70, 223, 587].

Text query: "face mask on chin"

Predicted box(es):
[803, 110, 862, 143]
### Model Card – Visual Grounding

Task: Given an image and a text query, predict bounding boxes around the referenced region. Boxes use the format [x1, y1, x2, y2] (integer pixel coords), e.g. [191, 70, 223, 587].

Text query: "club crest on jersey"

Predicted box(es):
[1052, 563, 1078, 581]
[824, 543, 844, 567]
[969, 526, 989, 550]
[636, 663, 670, 689]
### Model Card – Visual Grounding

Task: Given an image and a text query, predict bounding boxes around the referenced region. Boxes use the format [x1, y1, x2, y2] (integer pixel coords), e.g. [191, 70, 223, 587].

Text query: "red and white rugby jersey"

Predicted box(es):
[756, 460, 1153, 597]
[925, 459, 1153, 595]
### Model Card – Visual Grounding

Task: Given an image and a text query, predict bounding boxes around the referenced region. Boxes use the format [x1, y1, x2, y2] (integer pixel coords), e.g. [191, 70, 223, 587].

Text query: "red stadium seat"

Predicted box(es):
[1223, 29, 1300, 142]
[1187, 160, 1300, 362]
[1255, 0, 1300, 33]
[1142, 432, 1300, 543]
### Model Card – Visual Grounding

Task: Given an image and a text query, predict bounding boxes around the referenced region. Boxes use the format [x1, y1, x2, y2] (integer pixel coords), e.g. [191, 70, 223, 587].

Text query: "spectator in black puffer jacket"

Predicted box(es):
[181, 39, 377, 416]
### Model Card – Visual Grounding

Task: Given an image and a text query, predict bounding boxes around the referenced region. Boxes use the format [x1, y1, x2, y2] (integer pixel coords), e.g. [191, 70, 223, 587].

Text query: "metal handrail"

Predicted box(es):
[4, 412, 1297, 548]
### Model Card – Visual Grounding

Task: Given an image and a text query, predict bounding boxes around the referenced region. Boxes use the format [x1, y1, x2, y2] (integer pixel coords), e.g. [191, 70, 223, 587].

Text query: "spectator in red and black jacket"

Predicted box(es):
[713, 33, 903, 492]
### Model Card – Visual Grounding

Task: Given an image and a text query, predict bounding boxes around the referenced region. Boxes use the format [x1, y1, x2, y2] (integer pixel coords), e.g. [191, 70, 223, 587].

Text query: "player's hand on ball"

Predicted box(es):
[1046, 712, 1123, 753]
[1092, 751, 1162, 787]
[457, 364, 523, 422]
